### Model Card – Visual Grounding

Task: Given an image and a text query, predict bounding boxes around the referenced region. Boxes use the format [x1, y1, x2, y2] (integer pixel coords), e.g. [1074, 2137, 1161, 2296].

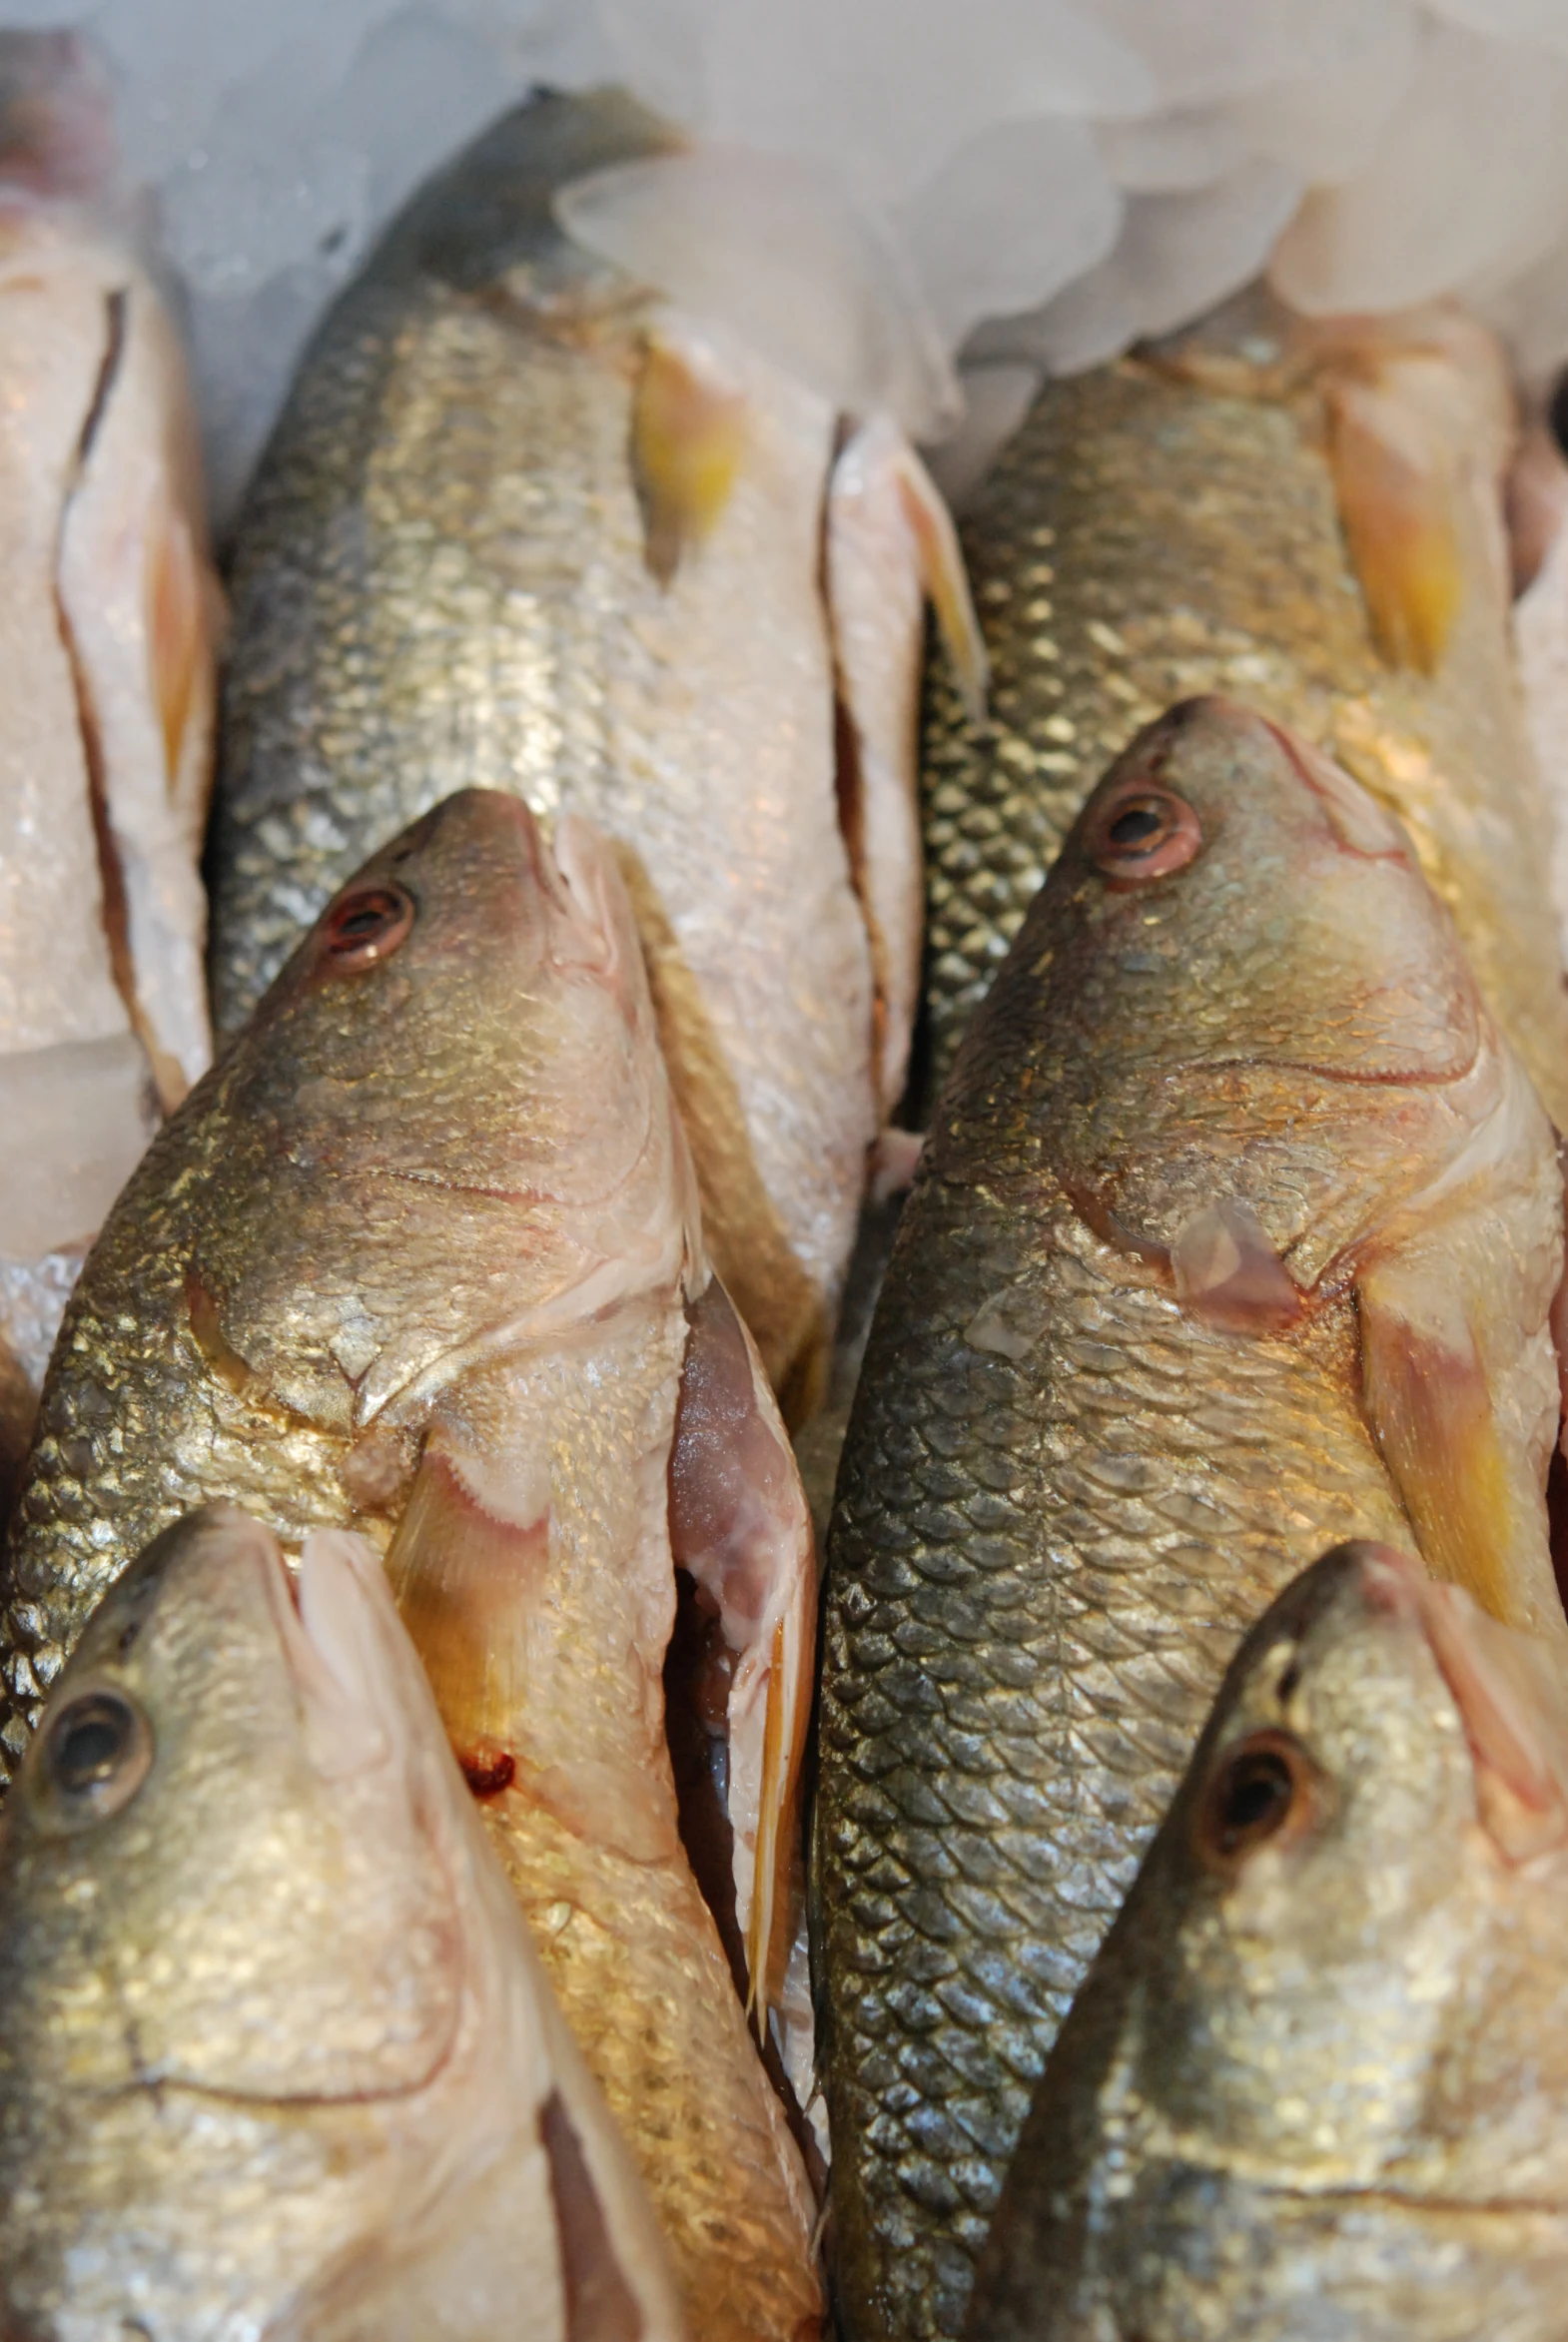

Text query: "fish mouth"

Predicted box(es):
[1360, 1547, 1568, 1863]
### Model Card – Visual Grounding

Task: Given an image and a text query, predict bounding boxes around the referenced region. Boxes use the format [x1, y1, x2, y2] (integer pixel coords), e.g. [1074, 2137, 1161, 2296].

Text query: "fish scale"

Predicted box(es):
[814, 1174, 1410, 2341]
[919, 332, 1568, 1119]
[815, 696, 1567, 2342]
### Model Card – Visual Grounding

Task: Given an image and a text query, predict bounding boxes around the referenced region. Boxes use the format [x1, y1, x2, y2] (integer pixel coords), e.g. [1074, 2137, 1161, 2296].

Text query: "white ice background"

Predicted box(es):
[10, 0, 1568, 522]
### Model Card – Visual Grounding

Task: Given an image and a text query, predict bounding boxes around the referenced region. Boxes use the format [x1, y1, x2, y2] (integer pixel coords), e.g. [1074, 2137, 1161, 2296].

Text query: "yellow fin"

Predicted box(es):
[1359, 1256, 1535, 1632]
[630, 330, 747, 587]
[1324, 373, 1463, 676]
[895, 441, 988, 721]
[146, 499, 203, 790]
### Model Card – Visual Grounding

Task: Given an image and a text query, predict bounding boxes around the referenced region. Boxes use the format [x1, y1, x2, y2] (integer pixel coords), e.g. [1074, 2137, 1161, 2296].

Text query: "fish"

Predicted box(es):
[1509, 415, 1568, 973]
[1, 788, 822, 2338]
[0, 31, 220, 1488]
[924, 293, 1568, 1128]
[811, 695, 1566, 2342]
[0, 1502, 688, 2340]
[968, 1539, 1568, 2342]
[206, 84, 980, 1424]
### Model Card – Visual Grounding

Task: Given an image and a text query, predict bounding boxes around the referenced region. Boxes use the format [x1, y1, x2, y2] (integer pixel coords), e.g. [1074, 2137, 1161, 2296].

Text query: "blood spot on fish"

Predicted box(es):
[319, 882, 415, 970]
[457, 1742, 515, 1800]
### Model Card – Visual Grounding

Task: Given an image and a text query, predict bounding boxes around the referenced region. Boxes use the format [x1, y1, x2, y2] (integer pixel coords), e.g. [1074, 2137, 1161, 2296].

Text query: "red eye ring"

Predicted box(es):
[1195, 1728, 1319, 1872]
[1085, 784, 1202, 887]
[320, 883, 415, 970]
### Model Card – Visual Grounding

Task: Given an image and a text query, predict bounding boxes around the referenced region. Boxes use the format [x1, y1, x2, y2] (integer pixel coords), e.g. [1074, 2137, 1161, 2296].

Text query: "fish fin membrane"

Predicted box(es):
[147, 497, 204, 788]
[542, 2089, 647, 2342]
[631, 327, 747, 587]
[825, 413, 945, 1117]
[669, 1275, 816, 2039]
[1170, 1198, 1302, 1335]
[1324, 372, 1463, 676]
[1359, 1255, 1550, 1636]
[895, 438, 987, 721]
[384, 1444, 551, 1751]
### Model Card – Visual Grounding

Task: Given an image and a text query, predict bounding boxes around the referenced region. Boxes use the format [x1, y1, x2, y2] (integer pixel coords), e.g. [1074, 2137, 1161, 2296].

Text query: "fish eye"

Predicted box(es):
[1086, 786, 1202, 886]
[1196, 1729, 1316, 1869]
[36, 1687, 153, 1829]
[320, 882, 415, 970]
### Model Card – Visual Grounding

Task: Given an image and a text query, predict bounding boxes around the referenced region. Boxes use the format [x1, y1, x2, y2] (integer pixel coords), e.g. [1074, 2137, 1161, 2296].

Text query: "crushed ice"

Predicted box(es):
[16, 0, 1568, 521]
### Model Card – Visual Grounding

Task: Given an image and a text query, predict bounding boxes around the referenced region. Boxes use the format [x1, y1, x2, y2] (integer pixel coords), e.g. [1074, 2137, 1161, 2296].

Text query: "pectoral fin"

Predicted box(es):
[1170, 1198, 1302, 1336]
[1358, 1254, 1556, 1638]
[383, 1440, 552, 1755]
[900, 474, 985, 724]
[146, 497, 204, 789]
[669, 1275, 816, 2043]
[630, 328, 747, 587]
[1324, 372, 1463, 675]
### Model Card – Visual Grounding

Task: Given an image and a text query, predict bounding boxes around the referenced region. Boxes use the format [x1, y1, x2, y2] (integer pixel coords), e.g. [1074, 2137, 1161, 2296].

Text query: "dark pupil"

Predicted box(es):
[1215, 1750, 1294, 1852]
[1108, 802, 1166, 850]
[334, 895, 396, 943]
[49, 1694, 133, 1793]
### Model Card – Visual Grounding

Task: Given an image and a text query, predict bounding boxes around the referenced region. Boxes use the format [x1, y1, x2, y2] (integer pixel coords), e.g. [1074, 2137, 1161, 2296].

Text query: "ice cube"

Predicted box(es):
[1430, 0, 1568, 61]
[685, 0, 1152, 203]
[1229, 0, 1417, 184]
[1272, 15, 1568, 312]
[1099, 106, 1246, 194]
[923, 362, 1042, 510]
[984, 157, 1303, 375]
[557, 145, 960, 435]
[318, 5, 527, 223]
[1093, 0, 1382, 107]
[898, 114, 1122, 345]
[1474, 239, 1568, 390]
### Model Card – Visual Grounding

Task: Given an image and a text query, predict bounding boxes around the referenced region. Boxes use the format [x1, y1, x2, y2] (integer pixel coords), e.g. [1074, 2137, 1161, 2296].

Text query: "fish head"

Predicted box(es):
[996, 695, 1503, 1284]
[1121, 1540, 1568, 2184]
[0, 1505, 466, 2112]
[189, 790, 698, 1440]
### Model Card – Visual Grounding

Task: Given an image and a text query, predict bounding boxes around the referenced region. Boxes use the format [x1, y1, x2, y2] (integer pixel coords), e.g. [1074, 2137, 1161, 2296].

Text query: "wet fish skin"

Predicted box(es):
[1, 787, 823, 2339]
[969, 1541, 1568, 2341]
[813, 697, 1564, 2341]
[923, 299, 1568, 1125]
[209, 85, 970, 1417]
[0, 1504, 687, 2340]
[0, 38, 220, 1482]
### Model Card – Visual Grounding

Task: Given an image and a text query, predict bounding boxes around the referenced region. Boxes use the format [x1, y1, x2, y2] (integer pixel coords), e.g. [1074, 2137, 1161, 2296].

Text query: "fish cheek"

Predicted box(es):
[541, 2089, 643, 2342]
